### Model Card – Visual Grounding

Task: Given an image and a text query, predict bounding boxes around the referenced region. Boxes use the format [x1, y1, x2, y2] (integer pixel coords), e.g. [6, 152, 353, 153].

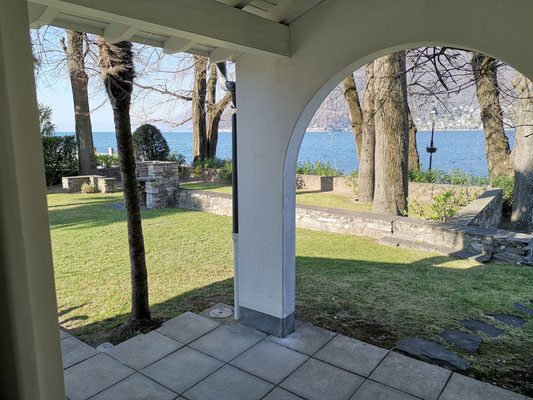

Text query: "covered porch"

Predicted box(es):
[2, 0, 533, 398]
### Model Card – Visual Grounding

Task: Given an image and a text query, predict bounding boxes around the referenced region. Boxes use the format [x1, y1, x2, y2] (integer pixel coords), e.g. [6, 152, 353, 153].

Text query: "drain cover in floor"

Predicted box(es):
[486, 313, 527, 327]
[460, 319, 504, 337]
[209, 307, 233, 318]
[439, 329, 481, 352]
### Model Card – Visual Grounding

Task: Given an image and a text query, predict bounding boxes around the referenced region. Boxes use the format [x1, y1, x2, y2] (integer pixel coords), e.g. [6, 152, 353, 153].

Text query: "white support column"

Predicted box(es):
[0, 1, 64, 399]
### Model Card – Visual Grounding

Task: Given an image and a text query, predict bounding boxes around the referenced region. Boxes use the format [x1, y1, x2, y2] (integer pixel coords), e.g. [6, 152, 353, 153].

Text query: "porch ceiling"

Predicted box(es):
[27, 0, 324, 60]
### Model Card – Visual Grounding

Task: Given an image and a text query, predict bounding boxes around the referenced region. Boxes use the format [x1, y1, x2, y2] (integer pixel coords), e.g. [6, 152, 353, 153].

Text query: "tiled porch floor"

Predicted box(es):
[61, 309, 529, 400]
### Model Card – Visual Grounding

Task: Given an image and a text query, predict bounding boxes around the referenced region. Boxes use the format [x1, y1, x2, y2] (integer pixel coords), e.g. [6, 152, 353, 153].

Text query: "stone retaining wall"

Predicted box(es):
[97, 167, 121, 180]
[177, 189, 533, 265]
[451, 189, 503, 229]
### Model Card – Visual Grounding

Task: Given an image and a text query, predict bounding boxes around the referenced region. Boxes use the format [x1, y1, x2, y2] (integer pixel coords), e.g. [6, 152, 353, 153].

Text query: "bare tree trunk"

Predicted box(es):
[342, 73, 363, 161]
[206, 64, 231, 159]
[358, 62, 375, 202]
[511, 72, 533, 232]
[61, 30, 96, 175]
[372, 52, 409, 216]
[408, 107, 419, 171]
[472, 53, 513, 178]
[192, 56, 207, 162]
[98, 39, 151, 327]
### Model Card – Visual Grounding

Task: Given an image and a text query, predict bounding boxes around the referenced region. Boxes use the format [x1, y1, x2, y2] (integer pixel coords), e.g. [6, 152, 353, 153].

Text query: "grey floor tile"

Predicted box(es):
[182, 365, 273, 400]
[90, 373, 177, 400]
[157, 312, 220, 344]
[439, 373, 526, 400]
[350, 380, 418, 399]
[263, 387, 304, 400]
[314, 334, 388, 377]
[267, 324, 336, 355]
[369, 352, 451, 400]
[141, 346, 223, 394]
[230, 340, 308, 384]
[280, 358, 364, 400]
[189, 324, 266, 362]
[61, 336, 99, 369]
[60, 329, 71, 340]
[106, 331, 183, 370]
[64, 353, 134, 400]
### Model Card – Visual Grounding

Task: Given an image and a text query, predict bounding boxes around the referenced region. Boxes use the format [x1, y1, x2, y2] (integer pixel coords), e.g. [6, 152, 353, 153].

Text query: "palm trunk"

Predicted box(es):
[98, 39, 151, 324]
[342, 73, 363, 161]
[472, 53, 513, 178]
[408, 107, 419, 171]
[372, 52, 409, 215]
[63, 30, 96, 175]
[511, 72, 533, 232]
[192, 56, 207, 162]
[358, 62, 375, 202]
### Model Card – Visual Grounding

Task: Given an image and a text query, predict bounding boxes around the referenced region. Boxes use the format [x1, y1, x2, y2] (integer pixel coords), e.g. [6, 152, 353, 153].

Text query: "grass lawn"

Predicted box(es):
[49, 191, 533, 395]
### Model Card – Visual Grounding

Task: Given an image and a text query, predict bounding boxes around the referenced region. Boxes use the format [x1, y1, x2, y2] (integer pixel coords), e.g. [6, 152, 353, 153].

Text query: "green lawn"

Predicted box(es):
[49, 191, 533, 395]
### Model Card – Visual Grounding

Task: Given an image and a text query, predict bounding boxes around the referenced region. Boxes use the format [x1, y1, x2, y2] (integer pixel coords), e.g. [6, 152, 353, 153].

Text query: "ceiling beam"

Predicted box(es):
[103, 23, 138, 43]
[29, 6, 59, 28]
[28, 0, 290, 58]
[209, 47, 242, 63]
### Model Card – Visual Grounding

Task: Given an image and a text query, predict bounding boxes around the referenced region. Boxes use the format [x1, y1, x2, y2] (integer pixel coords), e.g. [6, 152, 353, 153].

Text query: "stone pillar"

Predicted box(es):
[144, 162, 180, 209]
[0, 1, 65, 398]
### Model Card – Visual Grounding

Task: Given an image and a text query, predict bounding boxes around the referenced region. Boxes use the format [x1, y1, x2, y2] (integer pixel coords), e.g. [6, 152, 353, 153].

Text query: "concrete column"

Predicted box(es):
[0, 1, 65, 399]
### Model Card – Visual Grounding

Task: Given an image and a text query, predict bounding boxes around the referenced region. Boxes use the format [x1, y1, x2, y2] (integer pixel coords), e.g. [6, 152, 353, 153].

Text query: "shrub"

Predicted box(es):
[296, 160, 343, 177]
[429, 191, 457, 222]
[408, 165, 489, 186]
[218, 161, 232, 181]
[42, 135, 78, 185]
[346, 169, 359, 194]
[192, 157, 227, 169]
[81, 183, 95, 193]
[95, 153, 120, 168]
[491, 174, 514, 211]
[132, 124, 170, 161]
[167, 151, 186, 165]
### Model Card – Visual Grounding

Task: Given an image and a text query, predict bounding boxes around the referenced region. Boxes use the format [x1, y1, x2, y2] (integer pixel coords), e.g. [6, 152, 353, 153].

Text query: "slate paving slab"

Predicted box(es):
[189, 323, 266, 362]
[263, 387, 304, 400]
[370, 352, 451, 400]
[350, 380, 419, 400]
[460, 319, 504, 337]
[230, 340, 308, 384]
[267, 323, 336, 355]
[486, 313, 527, 327]
[440, 372, 526, 400]
[61, 336, 98, 369]
[439, 329, 482, 353]
[156, 311, 220, 344]
[90, 373, 177, 400]
[514, 302, 533, 316]
[280, 358, 364, 400]
[106, 331, 183, 370]
[64, 353, 135, 400]
[313, 334, 388, 377]
[395, 337, 470, 370]
[182, 365, 273, 400]
[141, 346, 223, 394]
[60, 329, 71, 340]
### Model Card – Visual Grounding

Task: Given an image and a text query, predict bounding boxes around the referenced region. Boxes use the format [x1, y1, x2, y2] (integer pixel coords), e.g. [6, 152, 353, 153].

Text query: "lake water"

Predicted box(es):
[58, 130, 515, 177]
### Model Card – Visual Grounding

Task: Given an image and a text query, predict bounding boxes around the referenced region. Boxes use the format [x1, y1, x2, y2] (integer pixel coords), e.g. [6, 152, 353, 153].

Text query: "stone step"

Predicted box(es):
[378, 236, 492, 263]
[439, 329, 481, 353]
[395, 337, 470, 371]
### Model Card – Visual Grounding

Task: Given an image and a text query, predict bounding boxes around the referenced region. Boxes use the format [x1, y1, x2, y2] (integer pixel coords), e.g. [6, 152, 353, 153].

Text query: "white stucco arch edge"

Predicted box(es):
[235, 0, 533, 335]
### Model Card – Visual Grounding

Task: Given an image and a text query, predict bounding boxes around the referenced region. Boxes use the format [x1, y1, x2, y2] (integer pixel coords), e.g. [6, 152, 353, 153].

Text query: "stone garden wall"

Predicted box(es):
[451, 189, 503, 229]
[97, 167, 121, 180]
[177, 189, 533, 265]
[180, 167, 229, 183]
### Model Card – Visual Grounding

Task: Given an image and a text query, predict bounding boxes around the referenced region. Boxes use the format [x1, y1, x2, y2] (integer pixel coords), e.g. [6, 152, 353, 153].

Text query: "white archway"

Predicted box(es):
[235, 0, 533, 335]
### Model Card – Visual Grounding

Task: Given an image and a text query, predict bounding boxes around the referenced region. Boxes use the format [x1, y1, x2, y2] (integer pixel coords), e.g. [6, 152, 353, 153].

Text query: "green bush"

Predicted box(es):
[167, 151, 186, 165]
[296, 161, 343, 177]
[132, 124, 170, 161]
[95, 153, 120, 168]
[218, 161, 232, 181]
[42, 136, 78, 185]
[192, 157, 228, 169]
[491, 174, 514, 210]
[81, 182, 95, 194]
[408, 165, 489, 186]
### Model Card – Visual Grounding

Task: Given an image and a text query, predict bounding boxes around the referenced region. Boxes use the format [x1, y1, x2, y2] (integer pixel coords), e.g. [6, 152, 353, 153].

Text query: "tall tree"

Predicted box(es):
[98, 39, 152, 331]
[192, 56, 208, 162]
[342, 73, 363, 161]
[358, 62, 376, 202]
[206, 64, 232, 159]
[61, 30, 97, 175]
[471, 53, 513, 178]
[407, 107, 419, 171]
[372, 52, 409, 215]
[511, 72, 533, 232]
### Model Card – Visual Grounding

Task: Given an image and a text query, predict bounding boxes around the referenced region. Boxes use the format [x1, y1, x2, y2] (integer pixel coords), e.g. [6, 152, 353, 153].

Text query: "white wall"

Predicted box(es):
[236, 0, 533, 329]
